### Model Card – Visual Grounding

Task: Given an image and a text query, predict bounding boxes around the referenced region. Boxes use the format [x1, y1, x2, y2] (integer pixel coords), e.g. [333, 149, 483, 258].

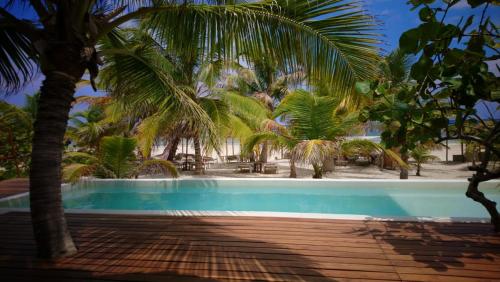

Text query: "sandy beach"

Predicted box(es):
[173, 142, 478, 180]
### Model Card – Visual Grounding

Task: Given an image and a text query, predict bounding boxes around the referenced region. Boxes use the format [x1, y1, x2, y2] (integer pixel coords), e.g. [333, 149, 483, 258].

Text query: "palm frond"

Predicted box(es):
[0, 101, 32, 127]
[217, 90, 270, 130]
[62, 163, 96, 183]
[291, 139, 336, 166]
[0, 14, 37, 92]
[341, 139, 408, 168]
[242, 131, 296, 155]
[144, 0, 380, 96]
[99, 136, 137, 178]
[63, 152, 99, 164]
[274, 89, 342, 140]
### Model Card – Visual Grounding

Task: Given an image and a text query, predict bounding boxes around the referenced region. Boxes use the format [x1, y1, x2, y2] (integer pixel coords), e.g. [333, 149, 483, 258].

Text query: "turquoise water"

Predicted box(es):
[1, 180, 499, 218]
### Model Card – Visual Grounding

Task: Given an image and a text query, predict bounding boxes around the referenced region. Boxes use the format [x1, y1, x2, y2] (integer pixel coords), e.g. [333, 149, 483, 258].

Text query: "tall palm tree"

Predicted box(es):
[223, 56, 304, 162]
[1, 0, 379, 258]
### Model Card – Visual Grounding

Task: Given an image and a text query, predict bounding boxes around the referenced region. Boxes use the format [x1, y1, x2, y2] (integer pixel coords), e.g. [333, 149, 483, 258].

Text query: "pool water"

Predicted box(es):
[1, 179, 499, 218]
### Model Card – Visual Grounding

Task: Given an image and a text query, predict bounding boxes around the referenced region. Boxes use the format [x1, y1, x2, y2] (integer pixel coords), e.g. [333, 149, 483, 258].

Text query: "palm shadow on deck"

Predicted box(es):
[349, 220, 500, 280]
[0, 212, 344, 282]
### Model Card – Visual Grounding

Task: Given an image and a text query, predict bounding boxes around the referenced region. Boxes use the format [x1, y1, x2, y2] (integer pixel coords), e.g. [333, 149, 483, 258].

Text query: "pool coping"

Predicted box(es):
[0, 207, 491, 223]
[73, 177, 500, 183]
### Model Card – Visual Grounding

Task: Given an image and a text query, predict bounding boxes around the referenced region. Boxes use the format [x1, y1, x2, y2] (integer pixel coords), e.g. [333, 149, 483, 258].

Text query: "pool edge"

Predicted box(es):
[0, 207, 491, 223]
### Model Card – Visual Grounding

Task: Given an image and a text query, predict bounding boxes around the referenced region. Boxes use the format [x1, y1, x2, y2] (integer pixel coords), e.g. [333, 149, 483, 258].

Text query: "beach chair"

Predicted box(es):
[263, 163, 278, 174]
[237, 163, 252, 173]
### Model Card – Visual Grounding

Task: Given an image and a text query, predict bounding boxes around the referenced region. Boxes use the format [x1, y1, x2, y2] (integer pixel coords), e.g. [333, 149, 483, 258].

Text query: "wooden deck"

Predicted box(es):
[0, 178, 28, 199]
[0, 212, 499, 282]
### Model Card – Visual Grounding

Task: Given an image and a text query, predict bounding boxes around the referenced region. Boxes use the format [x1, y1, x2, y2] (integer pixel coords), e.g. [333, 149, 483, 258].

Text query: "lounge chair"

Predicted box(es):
[263, 163, 278, 174]
[237, 163, 252, 173]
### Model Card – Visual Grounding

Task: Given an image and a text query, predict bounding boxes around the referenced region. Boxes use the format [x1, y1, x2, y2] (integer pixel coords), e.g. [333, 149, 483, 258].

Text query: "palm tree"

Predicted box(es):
[410, 145, 439, 176]
[67, 106, 108, 151]
[99, 29, 265, 174]
[223, 56, 305, 162]
[243, 91, 405, 178]
[63, 136, 178, 182]
[245, 90, 360, 178]
[1, 0, 379, 258]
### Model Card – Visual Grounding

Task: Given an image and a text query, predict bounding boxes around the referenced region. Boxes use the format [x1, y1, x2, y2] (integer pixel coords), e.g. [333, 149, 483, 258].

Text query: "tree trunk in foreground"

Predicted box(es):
[465, 149, 500, 232]
[30, 71, 79, 258]
[194, 137, 204, 175]
[467, 175, 500, 232]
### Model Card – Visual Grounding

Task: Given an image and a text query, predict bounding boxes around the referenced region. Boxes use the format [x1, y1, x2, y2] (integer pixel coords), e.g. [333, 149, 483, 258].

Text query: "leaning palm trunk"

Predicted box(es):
[162, 136, 180, 161]
[30, 71, 83, 258]
[194, 137, 204, 175]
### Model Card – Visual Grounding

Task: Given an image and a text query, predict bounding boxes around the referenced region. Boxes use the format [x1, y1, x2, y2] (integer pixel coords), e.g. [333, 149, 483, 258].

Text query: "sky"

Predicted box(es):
[1, 0, 499, 116]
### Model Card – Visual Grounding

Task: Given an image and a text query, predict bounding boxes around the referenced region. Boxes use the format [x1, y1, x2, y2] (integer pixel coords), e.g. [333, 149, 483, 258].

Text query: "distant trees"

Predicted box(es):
[0, 101, 33, 179]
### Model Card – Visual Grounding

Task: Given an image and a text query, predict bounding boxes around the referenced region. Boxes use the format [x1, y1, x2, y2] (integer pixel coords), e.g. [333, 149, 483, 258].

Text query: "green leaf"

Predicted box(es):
[419, 7, 435, 22]
[399, 28, 421, 54]
[443, 49, 464, 66]
[355, 81, 371, 95]
[410, 54, 433, 81]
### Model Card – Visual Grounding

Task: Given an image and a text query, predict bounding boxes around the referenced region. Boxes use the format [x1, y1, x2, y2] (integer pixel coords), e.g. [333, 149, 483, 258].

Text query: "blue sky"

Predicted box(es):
[1, 0, 499, 116]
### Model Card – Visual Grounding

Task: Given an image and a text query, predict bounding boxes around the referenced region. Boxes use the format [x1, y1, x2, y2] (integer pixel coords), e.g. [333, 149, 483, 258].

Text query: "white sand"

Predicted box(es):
[176, 143, 476, 180]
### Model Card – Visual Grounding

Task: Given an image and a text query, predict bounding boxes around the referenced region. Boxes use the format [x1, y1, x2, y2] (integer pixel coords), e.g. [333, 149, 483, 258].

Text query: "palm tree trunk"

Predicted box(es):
[162, 136, 180, 161]
[400, 152, 409, 179]
[289, 159, 297, 178]
[259, 142, 268, 163]
[416, 163, 421, 176]
[312, 164, 322, 179]
[194, 137, 203, 175]
[30, 71, 79, 258]
[225, 138, 229, 162]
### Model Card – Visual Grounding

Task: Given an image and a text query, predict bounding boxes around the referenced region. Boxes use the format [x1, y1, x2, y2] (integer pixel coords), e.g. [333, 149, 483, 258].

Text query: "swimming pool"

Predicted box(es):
[1, 179, 499, 220]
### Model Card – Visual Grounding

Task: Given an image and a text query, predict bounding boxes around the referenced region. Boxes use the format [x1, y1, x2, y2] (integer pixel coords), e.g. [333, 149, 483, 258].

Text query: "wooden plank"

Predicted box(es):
[1, 212, 499, 282]
[0, 178, 28, 199]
